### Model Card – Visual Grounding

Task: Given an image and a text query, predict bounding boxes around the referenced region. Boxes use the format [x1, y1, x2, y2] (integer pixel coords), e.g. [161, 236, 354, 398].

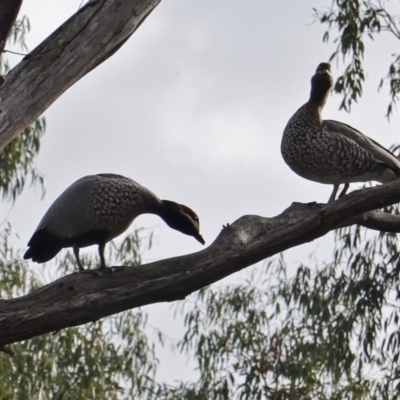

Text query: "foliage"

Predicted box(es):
[315, 0, 400, 117]
[0, 15, 45, 202]
[0, 117, 45, 202]
[0, 15, 29, 72]
[0, 227, 160, 400]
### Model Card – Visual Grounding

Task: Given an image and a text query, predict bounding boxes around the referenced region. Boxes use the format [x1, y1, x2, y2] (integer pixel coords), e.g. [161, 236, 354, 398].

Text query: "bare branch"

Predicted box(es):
[1, 180, 400, 346]
[0, 0, 161, 150]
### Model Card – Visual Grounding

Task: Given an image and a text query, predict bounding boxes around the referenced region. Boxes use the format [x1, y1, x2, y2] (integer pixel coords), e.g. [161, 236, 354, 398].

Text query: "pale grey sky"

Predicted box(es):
[3, 0, 400, 384]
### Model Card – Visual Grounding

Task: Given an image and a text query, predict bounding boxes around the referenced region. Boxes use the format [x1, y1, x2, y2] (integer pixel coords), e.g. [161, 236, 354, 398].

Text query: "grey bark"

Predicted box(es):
[1, 180, 400, 346]
[0, 0, 161, 150]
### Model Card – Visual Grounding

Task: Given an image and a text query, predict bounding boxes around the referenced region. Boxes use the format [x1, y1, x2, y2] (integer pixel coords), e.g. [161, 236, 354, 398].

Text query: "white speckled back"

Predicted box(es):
[89, 174, 161, 237]
[38, 174, 162, 240]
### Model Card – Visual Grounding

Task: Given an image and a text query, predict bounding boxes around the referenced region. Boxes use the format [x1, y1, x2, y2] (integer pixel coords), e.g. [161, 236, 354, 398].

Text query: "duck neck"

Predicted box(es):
[309, 84, 329, 110]
[155, 200, 183, 230]
[295, 99, 323, 125]
[154, 200, 182, 222]
[154, 201, 169, 219]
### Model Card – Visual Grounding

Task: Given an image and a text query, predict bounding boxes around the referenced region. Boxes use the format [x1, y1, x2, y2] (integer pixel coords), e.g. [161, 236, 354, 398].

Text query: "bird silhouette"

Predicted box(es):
[24, 174, 205, 272]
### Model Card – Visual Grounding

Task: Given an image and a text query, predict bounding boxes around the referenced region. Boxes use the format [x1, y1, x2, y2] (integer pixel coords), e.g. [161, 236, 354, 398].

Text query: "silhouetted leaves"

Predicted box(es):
[0, 15, 44, 202]
[0, 228, 159, 399]
[315, 1, 400, 117]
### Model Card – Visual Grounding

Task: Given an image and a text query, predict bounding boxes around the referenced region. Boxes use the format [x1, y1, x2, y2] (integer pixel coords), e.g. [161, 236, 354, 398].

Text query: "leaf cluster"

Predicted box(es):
[0, 15, 45, 203]
[315, 0, 400, 117]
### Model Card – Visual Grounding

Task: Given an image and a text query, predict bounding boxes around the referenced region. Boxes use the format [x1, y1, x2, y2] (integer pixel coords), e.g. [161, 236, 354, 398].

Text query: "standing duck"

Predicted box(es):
[281, 62, 400, 202]
[24, 174, 205, 272]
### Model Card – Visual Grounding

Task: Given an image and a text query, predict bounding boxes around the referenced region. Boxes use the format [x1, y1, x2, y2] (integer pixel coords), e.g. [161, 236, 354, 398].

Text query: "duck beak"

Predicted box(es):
[195, 233, 205, 245]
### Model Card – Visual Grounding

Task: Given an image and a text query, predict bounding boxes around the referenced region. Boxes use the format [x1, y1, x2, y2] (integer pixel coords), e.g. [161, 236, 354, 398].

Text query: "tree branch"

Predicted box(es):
[1, 180, 400, 346]
[338, 209, 400, 232]
[0, 0, 161, 150]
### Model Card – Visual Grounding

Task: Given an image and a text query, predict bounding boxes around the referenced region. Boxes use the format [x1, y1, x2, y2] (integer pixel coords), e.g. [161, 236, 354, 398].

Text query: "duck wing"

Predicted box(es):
[324, 119, 400, 174]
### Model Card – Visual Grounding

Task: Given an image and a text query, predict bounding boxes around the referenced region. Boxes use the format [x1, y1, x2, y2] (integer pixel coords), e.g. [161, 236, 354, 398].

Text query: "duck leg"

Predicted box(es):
[98, 243, 107, 270]
[73, 244, 85, 272]
[97, 243, 124, 275]
[328, 184, 339, 203]
[338, 183, 350, 199]
[76, 243, 108, 276]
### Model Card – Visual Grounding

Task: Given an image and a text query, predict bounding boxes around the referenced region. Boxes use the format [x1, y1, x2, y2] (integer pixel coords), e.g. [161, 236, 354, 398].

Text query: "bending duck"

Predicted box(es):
[24, 174, 205, 271]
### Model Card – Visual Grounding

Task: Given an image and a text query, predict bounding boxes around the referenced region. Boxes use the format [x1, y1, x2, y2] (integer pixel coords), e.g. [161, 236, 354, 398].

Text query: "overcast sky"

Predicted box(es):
[3, 0, 400, 383]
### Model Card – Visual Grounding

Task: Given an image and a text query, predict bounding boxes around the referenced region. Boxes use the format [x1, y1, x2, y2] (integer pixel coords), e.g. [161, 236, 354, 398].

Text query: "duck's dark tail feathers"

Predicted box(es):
[24, 228, 64, 263]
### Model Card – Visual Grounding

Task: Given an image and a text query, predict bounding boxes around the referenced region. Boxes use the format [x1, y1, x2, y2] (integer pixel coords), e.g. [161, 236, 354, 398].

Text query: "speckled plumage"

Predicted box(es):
[88, 174, 161, 239]
[24, 174, 205, 271]
[281, 62, 400, 202]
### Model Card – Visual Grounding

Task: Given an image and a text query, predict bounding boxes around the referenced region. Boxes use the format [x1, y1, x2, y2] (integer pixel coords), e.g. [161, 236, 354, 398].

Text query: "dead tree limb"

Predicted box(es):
[1, 180, 400, 346]
[0, 0, 161, 150]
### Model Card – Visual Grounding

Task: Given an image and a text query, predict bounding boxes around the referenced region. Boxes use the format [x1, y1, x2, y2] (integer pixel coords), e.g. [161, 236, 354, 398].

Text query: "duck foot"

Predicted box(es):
[107, 266, 125, 275]
[91, 266, 125, 276]
[76, 268, 103, 276]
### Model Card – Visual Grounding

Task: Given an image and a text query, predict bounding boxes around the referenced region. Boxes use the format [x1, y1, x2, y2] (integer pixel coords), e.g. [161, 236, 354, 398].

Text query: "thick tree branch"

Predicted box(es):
[0, 0, 161, 150]
[1, 181, 400, 346]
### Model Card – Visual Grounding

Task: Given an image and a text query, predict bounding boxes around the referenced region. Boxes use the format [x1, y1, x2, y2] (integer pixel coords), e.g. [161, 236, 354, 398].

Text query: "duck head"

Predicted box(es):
[310, 62, 334, 105]
[160, 200, 205, 245]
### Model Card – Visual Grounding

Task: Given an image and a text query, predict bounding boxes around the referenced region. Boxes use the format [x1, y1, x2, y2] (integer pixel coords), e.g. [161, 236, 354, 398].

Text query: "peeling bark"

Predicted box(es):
[1, 181, 400, 346]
